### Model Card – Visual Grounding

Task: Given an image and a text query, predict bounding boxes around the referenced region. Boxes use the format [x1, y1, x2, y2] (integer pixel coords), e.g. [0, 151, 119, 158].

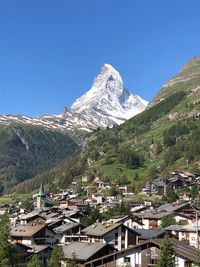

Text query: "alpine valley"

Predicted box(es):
[0, 64, 147, 193]
[9, 56, 200, 195]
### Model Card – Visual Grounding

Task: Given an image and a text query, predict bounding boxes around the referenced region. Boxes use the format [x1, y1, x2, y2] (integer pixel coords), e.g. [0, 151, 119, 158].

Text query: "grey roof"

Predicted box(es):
[134, 229, 166, 239]
[157, 202, 191, 213]
[81, 222, 121, 237]
[165, 224, 200, 232]
[107, 215, 129, 224]
[20, 211, 40, 220]
[53, 222, 79, 234]
[133, 211, 170, 219]
[152, 179, 166, 187]
[62, 242, 111, 261]
[151, 238, 200, 264]
[26, 244, 50, 253]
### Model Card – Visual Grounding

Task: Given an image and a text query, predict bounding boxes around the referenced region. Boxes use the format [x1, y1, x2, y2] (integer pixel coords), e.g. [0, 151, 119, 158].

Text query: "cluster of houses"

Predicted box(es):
[143, 170, 200, 197]
[4, 177, 200, 267]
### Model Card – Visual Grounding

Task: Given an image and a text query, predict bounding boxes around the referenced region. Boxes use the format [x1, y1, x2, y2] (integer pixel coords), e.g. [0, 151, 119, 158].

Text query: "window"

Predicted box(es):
[124, 257, 131, 263]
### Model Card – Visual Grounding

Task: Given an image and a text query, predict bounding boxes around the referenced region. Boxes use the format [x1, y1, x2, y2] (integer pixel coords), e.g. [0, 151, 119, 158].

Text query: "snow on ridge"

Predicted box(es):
[0, 64, 148, 133]
[71, 63, 148, 127]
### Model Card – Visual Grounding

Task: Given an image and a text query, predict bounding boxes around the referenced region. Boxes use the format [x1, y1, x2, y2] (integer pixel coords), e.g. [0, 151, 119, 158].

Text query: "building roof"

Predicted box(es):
[134, 229, 166, 239]
[152, 179, 166, 187]
[82, 237, 200, 266]
[165, 223, 200, 232]
[62, 242, 114, 261]
[11, 223, 46, 237]
[26, 244, 50, 254]
[81, 222, 121, 237]
[20, 211, 41, 220]
[157, 202, 192, 213]
[53, 222, 80, 234]
[151, 238, 200, 263]
[134, 211, 171, 219]
[106, 215, 130, 224]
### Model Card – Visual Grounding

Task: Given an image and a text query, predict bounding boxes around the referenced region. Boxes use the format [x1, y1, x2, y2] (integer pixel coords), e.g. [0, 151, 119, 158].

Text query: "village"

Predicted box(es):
[1, 169, 200, 267]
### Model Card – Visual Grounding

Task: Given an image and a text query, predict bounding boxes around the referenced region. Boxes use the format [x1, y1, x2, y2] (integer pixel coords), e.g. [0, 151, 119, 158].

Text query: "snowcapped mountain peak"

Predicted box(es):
[99, 63, 122, 82]
[0, 64, 148, 134]
[71, 64, 148, 127]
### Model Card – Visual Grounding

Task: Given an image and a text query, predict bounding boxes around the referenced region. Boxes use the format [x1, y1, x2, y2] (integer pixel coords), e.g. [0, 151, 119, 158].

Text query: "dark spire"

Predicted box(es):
[38, 180, 45, 197]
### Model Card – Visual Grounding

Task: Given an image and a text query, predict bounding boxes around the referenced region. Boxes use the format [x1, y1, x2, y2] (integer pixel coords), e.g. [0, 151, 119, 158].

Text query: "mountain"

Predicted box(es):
[71, 64, 148, 127]
[150, 55, 200, 107]
[0, 64, 147, 134]
[11, 55, 200, 195]
[0, 64, 148, 193]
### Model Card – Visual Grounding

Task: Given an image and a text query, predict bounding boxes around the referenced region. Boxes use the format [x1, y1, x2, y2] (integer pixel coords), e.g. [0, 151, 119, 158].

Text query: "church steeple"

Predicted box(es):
[36, 180, 46, 209]
[38, 180, 45, 197]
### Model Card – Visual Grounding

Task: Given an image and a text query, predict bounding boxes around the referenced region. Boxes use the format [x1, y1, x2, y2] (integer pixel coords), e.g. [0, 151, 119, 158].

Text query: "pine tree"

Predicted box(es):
[27, 255, 44, 267]
[159, 214, 177, 229]
[0, 213, 15, 267]
[48, 245, 64, 267]
[156, 235, 175, 267]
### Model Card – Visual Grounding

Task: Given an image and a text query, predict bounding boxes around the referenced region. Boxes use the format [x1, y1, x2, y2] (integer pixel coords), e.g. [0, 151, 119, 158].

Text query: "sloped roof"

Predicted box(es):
[157, 202, 192, 213]
[81, 222, 121, 237]
[151, 238, 199, 263]
[11, 224, 46, 237]
[53, 222, 80, 234]
[62, 242, 114, 261]
[134, 229, 166, 239]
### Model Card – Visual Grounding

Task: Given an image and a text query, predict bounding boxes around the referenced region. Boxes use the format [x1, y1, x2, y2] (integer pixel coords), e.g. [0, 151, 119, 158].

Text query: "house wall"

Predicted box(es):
[116, 247, 142, 267]
[142, 219, 149, 229]
[189, 232, 197, 247]
[22, 237, 33, 245]
[45, 228, 57, 245]
[174, 215, 191, 225]
[176, 257, 185, 267]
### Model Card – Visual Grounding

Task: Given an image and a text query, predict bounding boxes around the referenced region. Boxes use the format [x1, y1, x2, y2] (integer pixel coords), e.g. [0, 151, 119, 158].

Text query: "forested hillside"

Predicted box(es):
[12, 89, 200, 194]
[0, 124, 78, 193]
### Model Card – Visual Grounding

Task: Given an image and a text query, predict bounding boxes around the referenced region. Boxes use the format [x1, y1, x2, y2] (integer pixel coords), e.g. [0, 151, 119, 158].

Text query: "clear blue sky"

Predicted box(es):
[1, 0, 200, 116]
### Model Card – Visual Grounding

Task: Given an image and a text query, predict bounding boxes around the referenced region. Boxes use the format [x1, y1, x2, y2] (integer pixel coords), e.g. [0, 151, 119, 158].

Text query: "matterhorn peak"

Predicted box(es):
[95, 63, 123, 86]
[71, 64, 148, 127]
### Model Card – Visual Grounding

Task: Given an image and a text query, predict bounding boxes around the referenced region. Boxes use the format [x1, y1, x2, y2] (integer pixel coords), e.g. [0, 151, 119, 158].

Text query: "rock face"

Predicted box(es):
[71, 64, 148, 127]
[0, 64, 148, 132]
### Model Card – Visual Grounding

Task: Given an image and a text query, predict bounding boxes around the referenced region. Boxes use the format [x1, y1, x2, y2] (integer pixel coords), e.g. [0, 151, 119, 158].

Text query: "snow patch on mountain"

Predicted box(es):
[0, 64, 148, 133]
[71, 64, 148, 127]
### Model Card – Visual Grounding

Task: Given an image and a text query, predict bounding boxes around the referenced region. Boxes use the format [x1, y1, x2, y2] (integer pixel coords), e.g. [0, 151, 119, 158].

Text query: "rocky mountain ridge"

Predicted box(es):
[0, 64, 147, 133]
[71, 64, 147, 127]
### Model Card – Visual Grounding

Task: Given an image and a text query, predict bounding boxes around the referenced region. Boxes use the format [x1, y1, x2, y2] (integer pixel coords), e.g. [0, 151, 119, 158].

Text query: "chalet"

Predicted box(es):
[81, 238, 200, 267]
[62, 242, 116, 266]
[135, 211, 195, 230]
[119, 186, 134, 196]
[165, 223, 200, 248]
[93, 177, 109, 190]
[63, 210, 84, 223]
[20, 212, 46, 225]
[144, 178, 167, 196]
[53, 222, 82, 244]
[14, 243, 52, 267]
[81, 222, 140, 251]
[156, 201, 199, 215]
[10, 223, 56, 246]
